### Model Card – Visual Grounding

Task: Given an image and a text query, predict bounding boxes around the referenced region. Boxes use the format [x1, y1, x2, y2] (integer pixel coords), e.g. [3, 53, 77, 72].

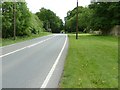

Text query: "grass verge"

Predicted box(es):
[0, 32, 51, 46]
[60, 34, 118, 88]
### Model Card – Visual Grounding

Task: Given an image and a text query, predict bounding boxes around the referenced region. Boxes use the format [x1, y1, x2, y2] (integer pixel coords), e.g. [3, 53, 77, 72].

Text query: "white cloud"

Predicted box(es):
[25, 0, 91, 21]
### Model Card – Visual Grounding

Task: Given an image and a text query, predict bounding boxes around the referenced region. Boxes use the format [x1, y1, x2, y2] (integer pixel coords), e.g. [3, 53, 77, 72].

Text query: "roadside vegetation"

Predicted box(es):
[60, 2, 119, 88]
[65, 2, 120, 35]
[0, 32, 50, 46]
[60, 34, 118, 88]
[36, 8, 63, 33]
[1, 2, 47, 47]
[2, 2, 44, 38]
[1, 1, 119, 88]
[1, 2, 63, 46]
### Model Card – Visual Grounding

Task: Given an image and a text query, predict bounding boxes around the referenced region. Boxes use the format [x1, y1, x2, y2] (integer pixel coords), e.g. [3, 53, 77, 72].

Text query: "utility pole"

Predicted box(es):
[13, 1, 16, 40]
[76, 0, 78, 39]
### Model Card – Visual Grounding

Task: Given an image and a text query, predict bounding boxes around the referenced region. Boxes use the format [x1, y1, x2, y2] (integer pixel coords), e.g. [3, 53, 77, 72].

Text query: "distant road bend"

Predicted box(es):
[1, 34, 68, 88]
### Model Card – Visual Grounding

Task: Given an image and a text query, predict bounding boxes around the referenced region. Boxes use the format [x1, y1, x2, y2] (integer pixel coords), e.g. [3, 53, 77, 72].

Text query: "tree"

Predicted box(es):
[29, 13, 44, 34]
[65, 6, 93, 33]
[36, 8, 63, 33]
[2, 2, 14, 38]
[65, 2, 120, 35]
[2, 2, 44, 38]
[89, 2, 120, 35]
[15, 2, 31, 36]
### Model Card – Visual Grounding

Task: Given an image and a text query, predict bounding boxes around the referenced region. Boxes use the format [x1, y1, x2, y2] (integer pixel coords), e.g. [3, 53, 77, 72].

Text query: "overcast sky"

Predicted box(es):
[25, 0, 91, 21]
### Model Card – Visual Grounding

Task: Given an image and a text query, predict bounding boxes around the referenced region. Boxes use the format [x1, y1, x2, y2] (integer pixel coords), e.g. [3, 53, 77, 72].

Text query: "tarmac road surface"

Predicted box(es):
[1, 34, 68, 89]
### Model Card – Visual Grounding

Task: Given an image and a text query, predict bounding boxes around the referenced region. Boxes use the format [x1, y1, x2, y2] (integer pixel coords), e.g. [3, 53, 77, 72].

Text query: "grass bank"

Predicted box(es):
[60, 34, 118, 88]
[0, 32, 51, 46]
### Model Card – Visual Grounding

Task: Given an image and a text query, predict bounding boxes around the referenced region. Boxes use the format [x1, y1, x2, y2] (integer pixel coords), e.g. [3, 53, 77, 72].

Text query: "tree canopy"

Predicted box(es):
[65, 6, 93, 33]
[89, 2, 120, 34]
[36, 8, 63, 33]
[2, 2, 120, 37]
[65, 2, 120, 35]
[2, 2, 44, 38]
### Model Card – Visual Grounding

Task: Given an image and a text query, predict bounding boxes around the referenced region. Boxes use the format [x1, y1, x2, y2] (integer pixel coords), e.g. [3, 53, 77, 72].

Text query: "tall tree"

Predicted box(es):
[2, 2, 44, 38]
[89, 2, 120, 35]
[65, 6, 93, 33]
[2, 2, 13, 38]
[36, 8, 63, 33]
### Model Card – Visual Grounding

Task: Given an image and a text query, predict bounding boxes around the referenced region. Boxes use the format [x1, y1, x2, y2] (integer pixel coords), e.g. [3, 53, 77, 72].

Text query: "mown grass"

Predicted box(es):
[0, 32, 51, 46]
[60, 34, 118, 88]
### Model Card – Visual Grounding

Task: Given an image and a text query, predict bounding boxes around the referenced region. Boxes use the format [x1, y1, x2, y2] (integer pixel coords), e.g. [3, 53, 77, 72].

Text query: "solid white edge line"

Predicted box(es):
[41, 34, 68, 88]
[0, 36, 55, 58]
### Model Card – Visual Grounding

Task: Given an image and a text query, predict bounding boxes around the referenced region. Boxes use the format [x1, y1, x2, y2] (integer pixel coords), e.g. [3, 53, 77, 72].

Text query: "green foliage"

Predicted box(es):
[29, 13, 44, 34]
[2, 2, 44, 38]
[89, 2, 120, 35]
[65, 6, 93, 33]
[16, 2, 31, 36]
[36, 8, 63, 33]
[1, 32, 50, 46]
[2, 2, 13, 38]
[65, 2, 120, 35]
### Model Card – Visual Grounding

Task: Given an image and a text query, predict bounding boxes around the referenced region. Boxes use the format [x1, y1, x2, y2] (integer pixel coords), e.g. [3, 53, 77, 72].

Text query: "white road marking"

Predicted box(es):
[41, 34, 68, 88]
[0, 36, 55, 58]
[0, 34, 53, 49]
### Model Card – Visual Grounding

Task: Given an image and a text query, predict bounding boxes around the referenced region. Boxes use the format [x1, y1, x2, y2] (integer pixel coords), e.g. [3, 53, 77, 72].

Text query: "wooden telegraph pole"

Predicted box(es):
[13, 1, 16, 40]
[76, 0, 78, 39]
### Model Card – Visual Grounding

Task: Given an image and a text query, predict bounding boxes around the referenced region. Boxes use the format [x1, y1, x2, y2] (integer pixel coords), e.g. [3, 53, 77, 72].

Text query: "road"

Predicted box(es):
[1, 34, 68, 89]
